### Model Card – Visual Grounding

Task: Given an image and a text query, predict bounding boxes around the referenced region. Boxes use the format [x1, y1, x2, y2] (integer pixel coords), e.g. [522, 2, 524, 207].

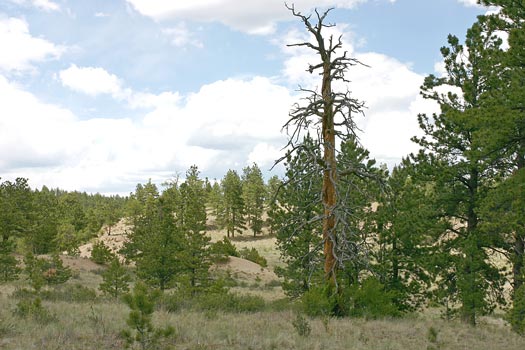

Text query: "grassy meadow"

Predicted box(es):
[1, 221, 524, 350]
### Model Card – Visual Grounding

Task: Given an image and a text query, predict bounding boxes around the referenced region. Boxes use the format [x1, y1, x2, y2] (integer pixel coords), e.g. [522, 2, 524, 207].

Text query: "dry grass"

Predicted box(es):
[2, 213, 519, 349]
[1, 253, 524, 350]
[1, 287, 524, 350]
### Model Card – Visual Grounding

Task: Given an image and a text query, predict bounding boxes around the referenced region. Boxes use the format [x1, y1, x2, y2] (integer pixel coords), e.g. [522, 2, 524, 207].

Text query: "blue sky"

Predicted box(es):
[0, 0, 488, 194]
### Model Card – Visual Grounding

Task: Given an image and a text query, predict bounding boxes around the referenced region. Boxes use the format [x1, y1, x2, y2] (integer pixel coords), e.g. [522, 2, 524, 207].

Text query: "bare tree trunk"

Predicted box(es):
[321, 61, 337, 286]
[283, 3, 365, 292]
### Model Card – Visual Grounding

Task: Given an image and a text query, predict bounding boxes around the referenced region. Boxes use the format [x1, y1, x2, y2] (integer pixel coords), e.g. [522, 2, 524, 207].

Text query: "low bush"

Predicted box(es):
[13, 297, 57, 324]
[90, 241, 114, 265]
[292, 312, 311, 337]
[346, 277, 401, 319]
[121, 282, 174, 350]
[24, 253, 72, 291]
[301, 286, 336, 317]
[40, 283, 98, 303]
[210, 237, 239, 263]
[195, 291, 266, 313]
[239, 247, 267, 267]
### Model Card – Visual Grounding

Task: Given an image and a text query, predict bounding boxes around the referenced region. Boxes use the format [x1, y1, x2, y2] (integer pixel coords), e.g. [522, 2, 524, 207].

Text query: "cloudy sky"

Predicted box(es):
[0, 0, 487, 195]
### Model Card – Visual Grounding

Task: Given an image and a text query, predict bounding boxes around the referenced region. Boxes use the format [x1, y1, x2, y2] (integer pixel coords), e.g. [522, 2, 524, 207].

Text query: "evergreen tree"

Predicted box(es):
[0, 178, 30, 282]
[121, 282, 174, 350]
[274, 136, 324, 298]
[58, 192, 87, 232]
[413, 19, 504, 324]
[242, 163, 266, 236]
[123, 181, 183, 290]
[207, 181, 223, 219]
[174, 165, 211, 295]
[0, 239, 21, 282]
[374, 159, 438, 312]
[0, 178, 32, 242]
[135, 201, 182, 291]
[218, 170, 246, 238]
[27, 186, 59, 254]
[54, 222, 80, 256]
[99, 257, 131, 299]
[477, 0, 525, 303]
[265, 175, 282, 235]
[335, 136, 384, 288]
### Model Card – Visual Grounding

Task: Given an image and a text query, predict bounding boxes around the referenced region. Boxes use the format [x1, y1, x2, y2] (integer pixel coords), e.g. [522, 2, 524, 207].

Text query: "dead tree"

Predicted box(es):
[279, 4, 367, 289]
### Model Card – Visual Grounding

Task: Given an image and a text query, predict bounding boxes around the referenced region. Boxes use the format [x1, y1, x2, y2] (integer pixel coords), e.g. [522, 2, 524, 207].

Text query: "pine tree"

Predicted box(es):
[123, 181, 183, 290]
[134, 201, 182, 291]
[218, 170, 246, 238]
[0, 178, 30, 282]
[27, 187, 59, 254]
[477, 1, 525, 308]
[242, 163, 266, 236]
[207, 181, 223, 218]
[265, 175, 282, 235]
[0, 239, 21, 282]
[121, 282, 174, 350]
[374, 159, 438, 311]
[413, 18, 504, 324]
[0, 178, 32, 243]
[99, 257, 131, 299]
[174, 165, 211, 295]
[274, 135, 324, 298]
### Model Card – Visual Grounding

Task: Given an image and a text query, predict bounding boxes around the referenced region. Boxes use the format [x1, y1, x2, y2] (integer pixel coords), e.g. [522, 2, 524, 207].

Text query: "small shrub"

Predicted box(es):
[194, 291, 266, 313]
[121, 282, 174, 350]
[210, 237, 239, 263]
[265, 279, 282, 288]
[292, 313, 311, 337]
[10, 287, 37, 300]
[239, 247, 267, 267]
[13, 297, 56, 324]
[347, 277, 400, 319]
[0, 240, 21, 282]
[268, 298, 294, 312]
[233, 294, 266, 312]
[24, 253, 72, 291]
[99, 258, 131, 299]
[40, 283, 98, 303]
[427, 326, 438, 343]
[301, 286, 335, 317]
[91, 241, 114, 265]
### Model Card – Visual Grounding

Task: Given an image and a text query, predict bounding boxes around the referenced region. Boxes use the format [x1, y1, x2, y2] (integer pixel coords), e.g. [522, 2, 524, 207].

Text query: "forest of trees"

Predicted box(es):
[1, 0, 524, 339]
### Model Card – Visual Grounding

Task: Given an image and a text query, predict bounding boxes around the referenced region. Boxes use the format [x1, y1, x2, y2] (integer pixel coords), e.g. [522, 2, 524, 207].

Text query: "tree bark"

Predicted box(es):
[321, 59, 337, 286]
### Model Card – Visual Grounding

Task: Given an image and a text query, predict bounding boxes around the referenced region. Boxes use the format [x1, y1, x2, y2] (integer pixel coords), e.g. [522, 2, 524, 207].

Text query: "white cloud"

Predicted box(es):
[32, 0, 60, 11]
[125, 0, 370, 34]
[0, 16, 64, 73]
[0, 72, 293, 194]
[278, 22, 438, 168]
[58, 64, 126, 98]
[457, 0, 481, 7]
[162, 22, 203, 48]
[8, 0, 60, 12]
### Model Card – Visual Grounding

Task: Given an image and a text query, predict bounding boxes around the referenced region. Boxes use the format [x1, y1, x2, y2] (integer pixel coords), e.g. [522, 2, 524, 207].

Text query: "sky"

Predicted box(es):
[0, 0, 489, 195]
